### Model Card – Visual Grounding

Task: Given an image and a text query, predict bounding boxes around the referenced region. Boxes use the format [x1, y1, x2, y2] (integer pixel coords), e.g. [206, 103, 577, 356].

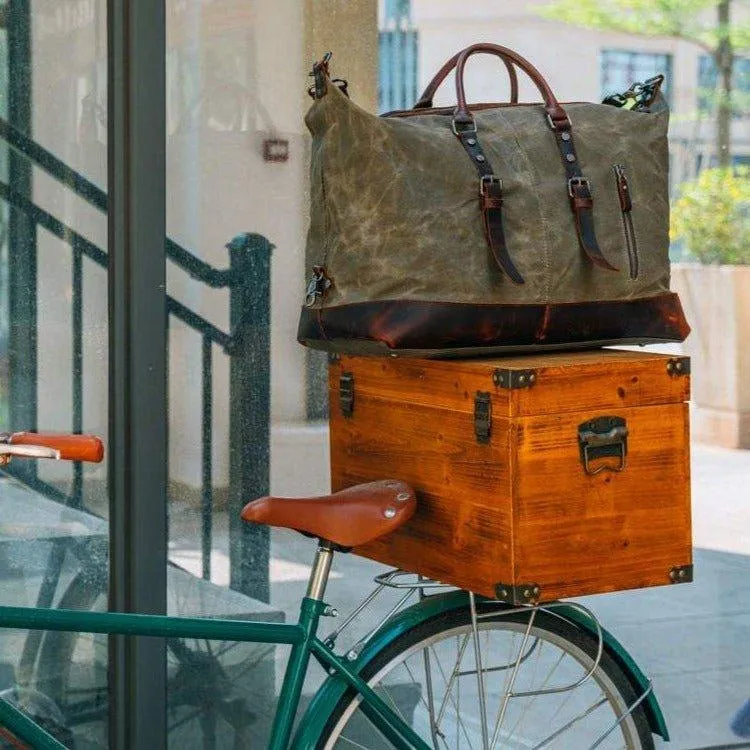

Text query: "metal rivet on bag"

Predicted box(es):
[467, 138, 476, 145]
[384, 507, 397, 519]
[475, 154, 486, 162]
[566, 153, 576, 162]
[561, 132, 571, 141]
[396, 492, 410, 503]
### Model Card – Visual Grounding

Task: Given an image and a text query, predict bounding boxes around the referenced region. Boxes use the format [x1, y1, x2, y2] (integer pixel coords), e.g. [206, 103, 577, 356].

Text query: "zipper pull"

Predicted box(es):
[614, 165, 632, 212]
[305, 266, 332, 307]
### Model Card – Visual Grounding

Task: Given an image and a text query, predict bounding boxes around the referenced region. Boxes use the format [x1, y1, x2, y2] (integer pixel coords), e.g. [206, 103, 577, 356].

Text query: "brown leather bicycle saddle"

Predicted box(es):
[241, 480, 416, 548]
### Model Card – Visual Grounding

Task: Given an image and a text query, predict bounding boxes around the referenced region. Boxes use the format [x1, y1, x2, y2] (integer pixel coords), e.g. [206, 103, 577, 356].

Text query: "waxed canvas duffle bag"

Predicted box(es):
[297, 43, 690, 357]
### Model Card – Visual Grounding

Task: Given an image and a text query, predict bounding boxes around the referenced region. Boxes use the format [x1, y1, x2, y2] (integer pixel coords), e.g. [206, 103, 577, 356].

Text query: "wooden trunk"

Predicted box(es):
[328, 350, 692, 603]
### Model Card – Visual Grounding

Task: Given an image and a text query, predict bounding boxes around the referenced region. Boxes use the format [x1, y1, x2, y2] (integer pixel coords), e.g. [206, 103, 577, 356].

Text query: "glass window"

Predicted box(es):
[378, 0, 418, 113]
[601, 49, 672, 104]
[0, 1, 110, 745]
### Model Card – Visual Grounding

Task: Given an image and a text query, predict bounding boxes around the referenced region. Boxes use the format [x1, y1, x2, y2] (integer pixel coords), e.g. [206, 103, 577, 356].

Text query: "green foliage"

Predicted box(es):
[670, 167, 750, 264]
[537, 0, 750, 53]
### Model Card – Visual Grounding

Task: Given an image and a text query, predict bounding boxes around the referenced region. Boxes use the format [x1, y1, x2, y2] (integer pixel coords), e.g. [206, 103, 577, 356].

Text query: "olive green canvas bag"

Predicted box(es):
[297, 43, 689, 357]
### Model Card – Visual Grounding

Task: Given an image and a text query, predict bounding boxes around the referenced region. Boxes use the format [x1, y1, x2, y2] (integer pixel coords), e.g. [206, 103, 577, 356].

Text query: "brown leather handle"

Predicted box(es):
[453, 43, 569, 128]
[414, 49, 518, 110]
[9, 432, 104, 463]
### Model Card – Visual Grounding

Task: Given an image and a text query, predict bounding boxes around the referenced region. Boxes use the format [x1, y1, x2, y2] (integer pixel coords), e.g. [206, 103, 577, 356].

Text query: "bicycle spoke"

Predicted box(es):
[488, 610, 536, 749]
[335, 731, 377, 749]
[501, 647, 567, 746]
[531, 695, 609, 749]
[519, 656, 577, 738]
[411, 647, 475, 750]
[499, 631, 546, 745]
[421, 646, 441, 749]
[468, 593, 490, 750]
[434, 634, 470, 728]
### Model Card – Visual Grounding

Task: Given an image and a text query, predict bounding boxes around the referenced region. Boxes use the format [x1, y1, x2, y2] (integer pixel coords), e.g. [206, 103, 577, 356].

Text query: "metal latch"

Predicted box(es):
[474, 392, 492, 444]
[578, 416, 628, 475]
[339, 373, 354, 417]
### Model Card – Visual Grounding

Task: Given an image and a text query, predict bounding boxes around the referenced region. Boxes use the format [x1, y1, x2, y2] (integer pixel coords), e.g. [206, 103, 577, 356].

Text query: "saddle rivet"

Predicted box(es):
[383, 507, 397, 519]
[566, 153, 576, 162]
[396, 492, 410, 503]
[467, 138, 477, 146]
[475, 154, 485, 162]
[561, 132, 571, 141]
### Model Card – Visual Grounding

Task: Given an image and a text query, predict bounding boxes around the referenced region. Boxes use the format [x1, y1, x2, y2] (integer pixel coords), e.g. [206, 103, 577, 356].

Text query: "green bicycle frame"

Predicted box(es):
[0, 596, 431, 750]
[0, 585, 670, 749]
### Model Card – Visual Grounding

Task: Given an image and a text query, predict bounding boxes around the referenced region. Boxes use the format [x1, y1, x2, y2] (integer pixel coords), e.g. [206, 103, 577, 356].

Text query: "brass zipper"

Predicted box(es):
[614, 164, 639, 279]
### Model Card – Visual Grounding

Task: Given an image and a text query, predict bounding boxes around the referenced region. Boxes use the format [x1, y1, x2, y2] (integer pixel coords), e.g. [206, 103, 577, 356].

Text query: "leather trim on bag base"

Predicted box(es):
[297, 293, 690, 358]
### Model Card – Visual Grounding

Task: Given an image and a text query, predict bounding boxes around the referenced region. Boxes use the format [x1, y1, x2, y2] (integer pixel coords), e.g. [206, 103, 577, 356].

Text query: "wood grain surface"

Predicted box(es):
[329, 350, 692, 601]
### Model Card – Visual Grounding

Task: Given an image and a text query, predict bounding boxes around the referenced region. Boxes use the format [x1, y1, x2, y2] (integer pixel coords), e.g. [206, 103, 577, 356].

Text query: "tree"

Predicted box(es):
[538, 0, 750, 167]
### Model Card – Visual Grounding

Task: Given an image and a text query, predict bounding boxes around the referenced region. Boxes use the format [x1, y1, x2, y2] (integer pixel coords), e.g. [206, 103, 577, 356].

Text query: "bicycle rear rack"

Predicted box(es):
[323, 567, 653, 750]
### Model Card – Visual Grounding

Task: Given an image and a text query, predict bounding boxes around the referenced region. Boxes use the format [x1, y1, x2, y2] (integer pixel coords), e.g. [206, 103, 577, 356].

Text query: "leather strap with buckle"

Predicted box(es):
[452, 119, 524, 285]
[550, 118, 618, 271]
[479, 176, 524, 285]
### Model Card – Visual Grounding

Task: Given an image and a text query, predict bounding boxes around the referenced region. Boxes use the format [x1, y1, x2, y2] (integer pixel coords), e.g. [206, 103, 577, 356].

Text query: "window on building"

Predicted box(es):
[698, 54, 750, 118]
[600, 49, 672, 105]
[378, 0, 418, 113]
[383, 0, 411, 21]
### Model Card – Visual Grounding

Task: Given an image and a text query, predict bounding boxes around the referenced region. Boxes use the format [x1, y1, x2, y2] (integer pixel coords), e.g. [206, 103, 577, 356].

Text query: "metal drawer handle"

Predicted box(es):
[578, 416, 628, 476]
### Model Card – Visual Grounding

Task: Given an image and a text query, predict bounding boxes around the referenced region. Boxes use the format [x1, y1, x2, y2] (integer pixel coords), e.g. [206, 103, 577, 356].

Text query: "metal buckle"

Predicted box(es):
[479, 175, 502, 194]
[568, 176, 591, 197]
[546, 113, 571, 131]
[451, 118, 477, 136]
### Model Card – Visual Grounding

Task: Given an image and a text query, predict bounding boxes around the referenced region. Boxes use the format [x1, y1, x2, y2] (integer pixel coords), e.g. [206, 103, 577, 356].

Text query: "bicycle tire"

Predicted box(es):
[319, 604, 655, 749]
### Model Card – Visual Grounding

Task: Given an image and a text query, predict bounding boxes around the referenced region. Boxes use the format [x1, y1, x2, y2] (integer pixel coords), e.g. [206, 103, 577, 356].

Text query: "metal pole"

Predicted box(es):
[227, 232, 273, 602]
[107, 0, 168, 745]
[6, 0, 36, 480]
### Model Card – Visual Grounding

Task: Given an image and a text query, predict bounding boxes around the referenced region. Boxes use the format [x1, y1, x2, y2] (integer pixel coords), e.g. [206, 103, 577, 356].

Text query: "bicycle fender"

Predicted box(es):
[290, 591, 669, 748]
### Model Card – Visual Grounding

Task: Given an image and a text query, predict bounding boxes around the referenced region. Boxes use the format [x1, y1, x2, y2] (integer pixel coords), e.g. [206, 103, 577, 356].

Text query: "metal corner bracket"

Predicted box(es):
[495, 583, 541, 605]
[669, 564, 693, 584]
[493, 368, 537, 389]
[666, 357, 690, 376]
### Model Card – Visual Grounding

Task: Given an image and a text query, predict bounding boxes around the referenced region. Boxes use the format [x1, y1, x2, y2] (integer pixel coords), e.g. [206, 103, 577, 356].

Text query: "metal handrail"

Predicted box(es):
[0, 116, 234, 288]
[0, 179, 231, 350]
[0, 123, 274, 599]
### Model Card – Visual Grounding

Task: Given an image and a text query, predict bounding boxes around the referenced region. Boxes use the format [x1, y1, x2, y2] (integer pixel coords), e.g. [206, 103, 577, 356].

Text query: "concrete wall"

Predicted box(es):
[672, 264, 750, 448]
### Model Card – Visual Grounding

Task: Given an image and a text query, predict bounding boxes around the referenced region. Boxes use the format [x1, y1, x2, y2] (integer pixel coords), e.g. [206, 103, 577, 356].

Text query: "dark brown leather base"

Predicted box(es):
[297, 293, 690, 357]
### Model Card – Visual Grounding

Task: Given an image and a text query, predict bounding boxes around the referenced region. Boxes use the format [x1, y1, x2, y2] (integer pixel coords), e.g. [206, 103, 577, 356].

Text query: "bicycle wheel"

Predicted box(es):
[320, 604, 654, 749]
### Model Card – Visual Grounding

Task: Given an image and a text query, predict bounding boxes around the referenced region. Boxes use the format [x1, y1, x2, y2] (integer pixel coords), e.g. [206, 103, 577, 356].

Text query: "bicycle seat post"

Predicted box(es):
[307, 541, 335, 601]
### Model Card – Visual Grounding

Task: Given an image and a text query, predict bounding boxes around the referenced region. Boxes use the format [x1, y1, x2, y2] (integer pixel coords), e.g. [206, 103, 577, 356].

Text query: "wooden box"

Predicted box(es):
[329, 350, 692, 603]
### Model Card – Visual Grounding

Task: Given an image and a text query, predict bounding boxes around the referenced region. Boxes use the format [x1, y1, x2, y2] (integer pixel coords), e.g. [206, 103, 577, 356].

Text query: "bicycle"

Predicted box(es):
[0, 431, 670, 749]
